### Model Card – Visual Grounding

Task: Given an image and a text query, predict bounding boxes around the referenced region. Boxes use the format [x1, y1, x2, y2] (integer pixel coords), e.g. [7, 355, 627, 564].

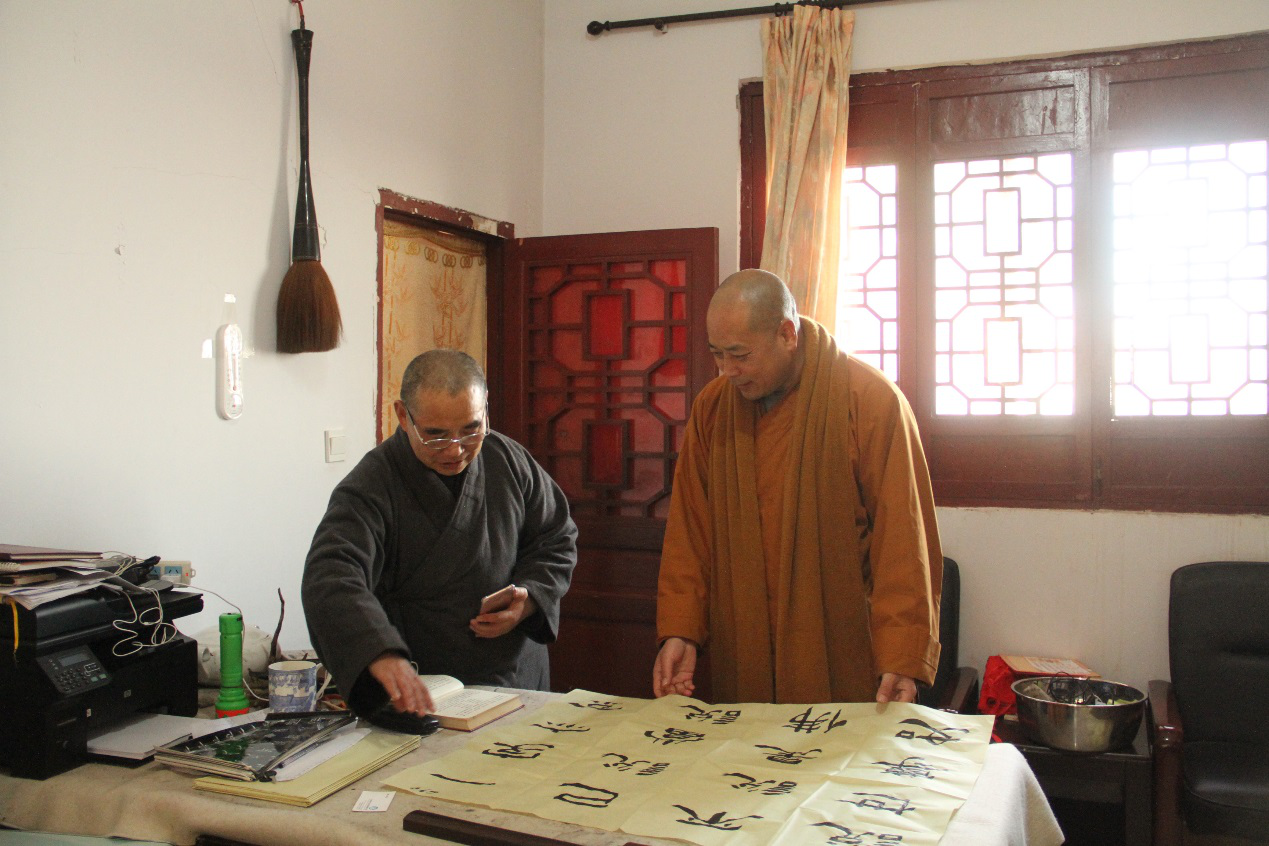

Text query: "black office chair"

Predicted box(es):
[917, 556, 979, 712]
[1149, 561, 1269, 845]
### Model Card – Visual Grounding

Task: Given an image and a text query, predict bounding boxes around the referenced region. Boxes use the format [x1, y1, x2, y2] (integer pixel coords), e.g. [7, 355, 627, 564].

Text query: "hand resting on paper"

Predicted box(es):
[876, 672, 918, 704]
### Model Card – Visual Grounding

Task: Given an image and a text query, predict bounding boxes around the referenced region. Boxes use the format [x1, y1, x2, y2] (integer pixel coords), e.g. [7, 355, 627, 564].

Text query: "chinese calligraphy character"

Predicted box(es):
[785, 706, 849, 734]
[431, 774, 496, 786]
[680, 704, 741, 724]
[645, 727, 706, 746]
[482, 741, 555, 760]
[895, 717, 970, 745]
[755, 744, 823, 765]
[568, 699, 622, 711]
[723, 772, 798, 795]
[873, 756, 946, 780]
[813, 822, 905, 845]
[672, 805, 763, 830]
[533, 721, 592, 734]
[841, 792, 916, 816]
[555, 783, 618, 808]
[601, 753, 670, 775]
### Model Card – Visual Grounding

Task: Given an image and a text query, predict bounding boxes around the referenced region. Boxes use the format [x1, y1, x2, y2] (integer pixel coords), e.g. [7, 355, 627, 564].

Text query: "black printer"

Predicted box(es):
[0, 584, 202, 779]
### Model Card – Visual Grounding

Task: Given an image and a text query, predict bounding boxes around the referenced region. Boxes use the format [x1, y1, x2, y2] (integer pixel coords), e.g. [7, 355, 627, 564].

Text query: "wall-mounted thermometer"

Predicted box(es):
[216, 315, 244, 420]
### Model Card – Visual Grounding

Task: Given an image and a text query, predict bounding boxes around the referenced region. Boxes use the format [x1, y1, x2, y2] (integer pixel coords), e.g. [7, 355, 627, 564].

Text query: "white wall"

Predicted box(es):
[542, 0, 1269, 691]
[4, 0, 1268, 696]
[0, 0, 545, 648]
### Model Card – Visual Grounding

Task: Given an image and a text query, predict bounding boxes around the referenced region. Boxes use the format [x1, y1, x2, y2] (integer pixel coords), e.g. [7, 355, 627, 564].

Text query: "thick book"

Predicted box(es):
[421, 674, 523, 731]
[0, 544, 103, 573]
[0, 571, 59, 586]
[154, 711, 355, 781]
[0, 544, 102, 562]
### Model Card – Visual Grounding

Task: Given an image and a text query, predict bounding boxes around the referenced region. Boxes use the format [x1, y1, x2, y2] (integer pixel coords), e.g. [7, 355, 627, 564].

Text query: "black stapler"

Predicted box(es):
[361, 703, 440, 736]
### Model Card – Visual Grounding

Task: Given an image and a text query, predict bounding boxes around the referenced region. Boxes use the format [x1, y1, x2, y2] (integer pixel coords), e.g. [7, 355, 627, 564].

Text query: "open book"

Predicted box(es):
[421, 674, 523, 731]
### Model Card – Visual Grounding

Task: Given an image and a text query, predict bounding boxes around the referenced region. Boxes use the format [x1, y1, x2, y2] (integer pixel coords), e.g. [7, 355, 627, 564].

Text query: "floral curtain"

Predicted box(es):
[378, 219, 487, 442]
[759, 6, 854, 326]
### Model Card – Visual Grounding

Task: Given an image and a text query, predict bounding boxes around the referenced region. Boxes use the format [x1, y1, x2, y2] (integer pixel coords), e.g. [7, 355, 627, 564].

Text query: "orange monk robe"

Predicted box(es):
[657, 317, 942, 704]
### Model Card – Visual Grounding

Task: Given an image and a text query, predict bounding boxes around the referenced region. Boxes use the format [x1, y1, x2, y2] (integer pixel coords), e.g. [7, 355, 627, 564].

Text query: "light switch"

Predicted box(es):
[324, 428, 346, 463]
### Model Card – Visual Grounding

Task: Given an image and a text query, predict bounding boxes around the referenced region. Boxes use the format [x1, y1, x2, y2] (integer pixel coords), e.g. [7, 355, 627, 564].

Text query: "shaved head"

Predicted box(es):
[706, 269, 803, 402]
[709, 269, 798, 334]
[400, 348, 487, 408]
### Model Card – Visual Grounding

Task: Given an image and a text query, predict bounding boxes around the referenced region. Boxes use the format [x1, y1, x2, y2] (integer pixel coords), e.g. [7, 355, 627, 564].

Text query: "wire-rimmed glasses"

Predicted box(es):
[405, 407, 487, 452]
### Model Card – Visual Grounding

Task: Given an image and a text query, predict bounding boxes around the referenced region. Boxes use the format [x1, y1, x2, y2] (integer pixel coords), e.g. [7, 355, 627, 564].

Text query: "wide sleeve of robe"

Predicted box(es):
[300, 440, 412, 704]
[847, 359, 942, 685]
[501, 436, 578, 644]
[656, 379, 725, 647]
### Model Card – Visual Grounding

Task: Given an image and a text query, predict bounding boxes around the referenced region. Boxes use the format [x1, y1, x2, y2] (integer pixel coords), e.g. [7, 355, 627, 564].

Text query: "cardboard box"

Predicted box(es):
[1000, 655, 1099, 677]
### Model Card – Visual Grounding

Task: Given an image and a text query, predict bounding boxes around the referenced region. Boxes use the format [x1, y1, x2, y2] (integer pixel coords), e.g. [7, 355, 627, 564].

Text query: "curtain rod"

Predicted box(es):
[587, 0, 891, 36]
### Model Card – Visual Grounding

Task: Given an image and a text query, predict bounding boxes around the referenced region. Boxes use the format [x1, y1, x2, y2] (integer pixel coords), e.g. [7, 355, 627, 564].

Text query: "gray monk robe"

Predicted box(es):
[301, 427, 578, 714]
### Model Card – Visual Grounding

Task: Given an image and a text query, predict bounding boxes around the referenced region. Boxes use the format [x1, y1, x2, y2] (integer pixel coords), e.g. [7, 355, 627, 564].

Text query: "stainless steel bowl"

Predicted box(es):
[1011, 676, 1146, 753]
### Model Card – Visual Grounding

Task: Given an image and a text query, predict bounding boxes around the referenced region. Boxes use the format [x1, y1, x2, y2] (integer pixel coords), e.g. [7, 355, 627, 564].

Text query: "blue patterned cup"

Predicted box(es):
[268, 660, 320, 712]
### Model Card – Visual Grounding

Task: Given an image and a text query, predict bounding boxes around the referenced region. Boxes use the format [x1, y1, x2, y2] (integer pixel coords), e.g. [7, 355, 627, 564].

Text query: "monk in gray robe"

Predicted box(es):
[302, 350, 577, 719]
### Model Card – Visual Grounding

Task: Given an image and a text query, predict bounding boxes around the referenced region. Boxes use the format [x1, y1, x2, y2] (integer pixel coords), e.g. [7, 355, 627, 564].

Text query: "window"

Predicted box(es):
[932, 153, 1077, 417]
[740, 33, 1269, 513]
[1111, 142, 1268, 418]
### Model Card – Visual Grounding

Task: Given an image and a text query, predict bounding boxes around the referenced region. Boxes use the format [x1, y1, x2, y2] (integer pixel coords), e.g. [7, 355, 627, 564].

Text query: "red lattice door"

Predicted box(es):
[499, 228, 718, 698]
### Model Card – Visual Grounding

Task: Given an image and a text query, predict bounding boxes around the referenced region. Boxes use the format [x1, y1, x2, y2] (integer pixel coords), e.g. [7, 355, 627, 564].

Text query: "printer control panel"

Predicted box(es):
[36, 645, 112, 696]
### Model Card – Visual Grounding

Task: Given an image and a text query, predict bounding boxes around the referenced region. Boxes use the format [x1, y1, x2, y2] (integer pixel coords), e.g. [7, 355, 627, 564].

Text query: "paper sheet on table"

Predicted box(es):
[387, 690, 996, 846]
[272, 728, 370, 781]
[87, 713, 202, 759]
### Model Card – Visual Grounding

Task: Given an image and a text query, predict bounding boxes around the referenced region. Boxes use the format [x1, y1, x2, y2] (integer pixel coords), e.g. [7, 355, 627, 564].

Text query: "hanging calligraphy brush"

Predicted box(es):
[276, 0, 342, 353]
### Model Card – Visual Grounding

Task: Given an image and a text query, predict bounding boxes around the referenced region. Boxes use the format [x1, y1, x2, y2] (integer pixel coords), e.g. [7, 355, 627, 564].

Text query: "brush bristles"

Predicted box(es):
[277, 260, 343, 353]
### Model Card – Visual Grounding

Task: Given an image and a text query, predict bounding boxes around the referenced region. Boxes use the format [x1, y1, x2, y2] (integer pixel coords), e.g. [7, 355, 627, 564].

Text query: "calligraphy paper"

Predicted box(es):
[386, 690, 995, 846]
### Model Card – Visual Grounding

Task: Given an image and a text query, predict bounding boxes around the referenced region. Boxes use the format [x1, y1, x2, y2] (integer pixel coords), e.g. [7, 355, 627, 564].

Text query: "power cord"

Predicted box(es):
[108, 583, 177, 657]
[99, 555, 271, 703]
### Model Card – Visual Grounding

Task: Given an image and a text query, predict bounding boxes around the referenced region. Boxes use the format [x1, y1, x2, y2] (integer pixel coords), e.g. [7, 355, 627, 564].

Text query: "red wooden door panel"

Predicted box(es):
[500, 228, 718, 698]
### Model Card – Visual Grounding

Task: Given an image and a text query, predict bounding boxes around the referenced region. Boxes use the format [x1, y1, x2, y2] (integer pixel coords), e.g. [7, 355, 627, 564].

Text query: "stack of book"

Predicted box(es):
[0, 544, 111, 609]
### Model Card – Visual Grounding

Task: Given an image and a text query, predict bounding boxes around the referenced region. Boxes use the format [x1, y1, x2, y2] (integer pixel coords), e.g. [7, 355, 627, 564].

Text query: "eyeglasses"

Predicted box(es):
[405, 407, 487, 452]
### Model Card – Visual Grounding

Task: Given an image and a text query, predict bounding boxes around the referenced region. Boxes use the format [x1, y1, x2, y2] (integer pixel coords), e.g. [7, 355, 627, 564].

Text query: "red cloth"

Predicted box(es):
[979, 655, 1021, 715]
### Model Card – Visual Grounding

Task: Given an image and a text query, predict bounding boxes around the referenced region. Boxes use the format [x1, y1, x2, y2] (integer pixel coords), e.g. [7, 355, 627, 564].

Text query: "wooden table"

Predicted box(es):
[994, 715, 1152, 846]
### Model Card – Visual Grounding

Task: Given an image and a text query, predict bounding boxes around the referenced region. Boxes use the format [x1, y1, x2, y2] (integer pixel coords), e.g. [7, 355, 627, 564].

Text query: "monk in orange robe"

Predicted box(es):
[654, 269, 942, 705]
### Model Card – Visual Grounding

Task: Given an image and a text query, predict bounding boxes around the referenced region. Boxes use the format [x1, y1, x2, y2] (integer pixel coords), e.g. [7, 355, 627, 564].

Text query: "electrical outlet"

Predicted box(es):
[155, 560, 195, 585]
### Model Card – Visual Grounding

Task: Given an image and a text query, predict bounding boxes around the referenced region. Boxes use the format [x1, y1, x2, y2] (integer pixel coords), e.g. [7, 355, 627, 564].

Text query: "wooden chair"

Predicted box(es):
[1149, 561, 1269, 846]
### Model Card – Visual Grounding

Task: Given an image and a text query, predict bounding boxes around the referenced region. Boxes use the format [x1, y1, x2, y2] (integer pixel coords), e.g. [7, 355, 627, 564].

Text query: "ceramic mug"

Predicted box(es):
[268, 660, 329, 712]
